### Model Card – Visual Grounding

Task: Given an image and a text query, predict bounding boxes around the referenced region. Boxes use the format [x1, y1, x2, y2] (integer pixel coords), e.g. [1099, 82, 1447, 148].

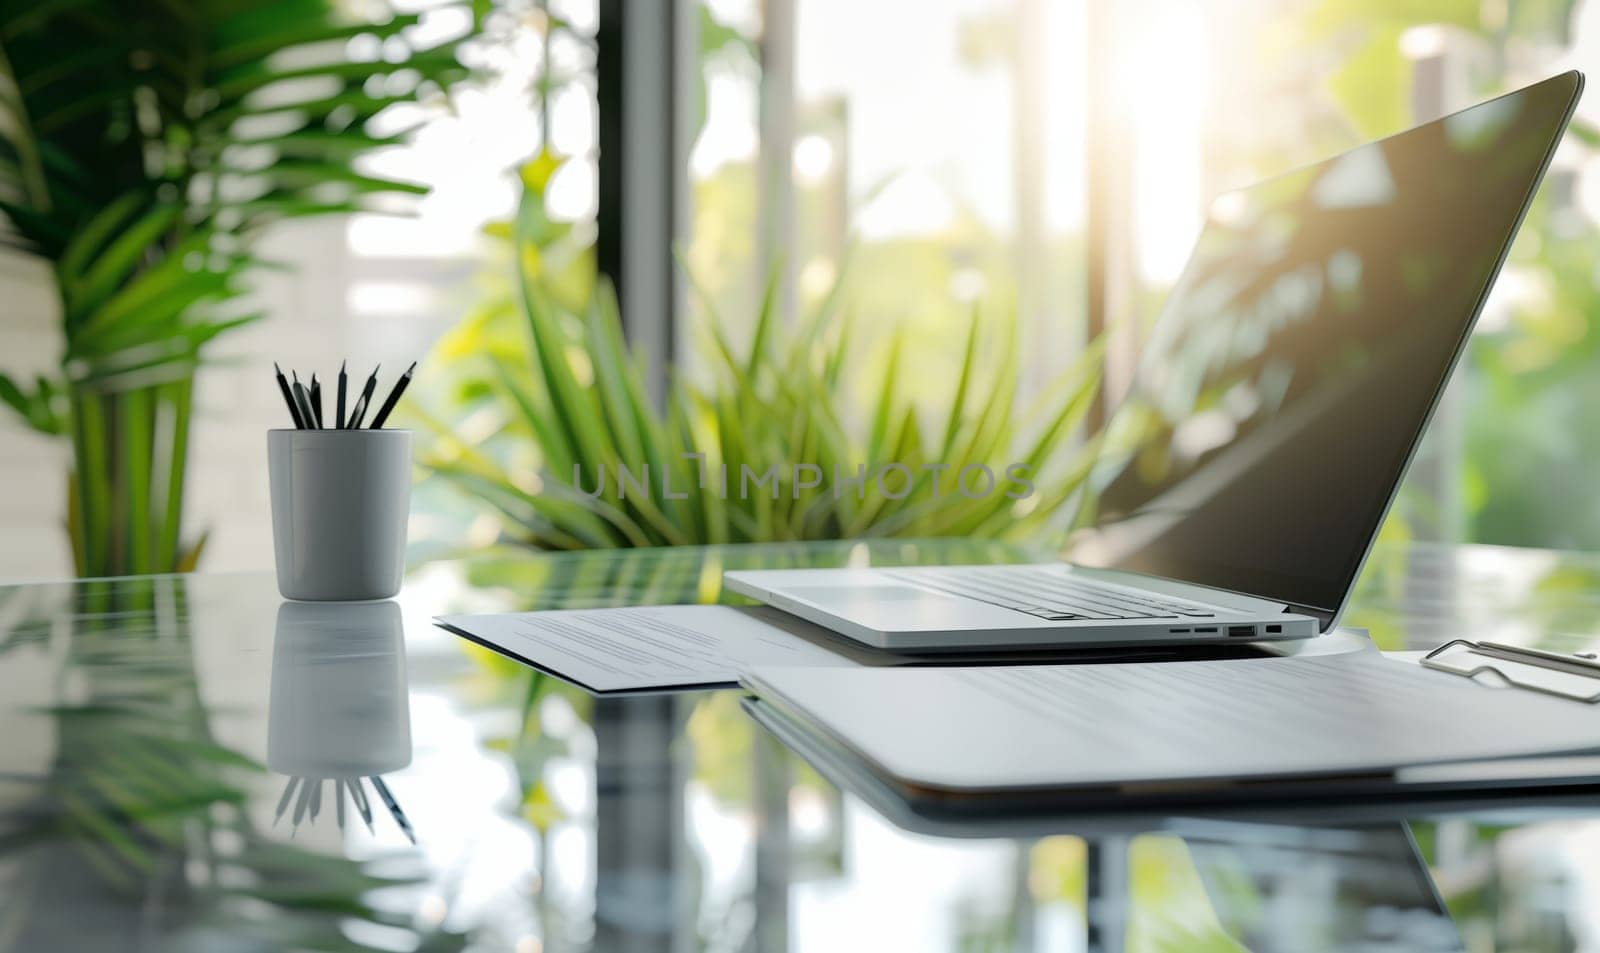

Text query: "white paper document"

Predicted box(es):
[437, 605, 876, 693]
[744, 650, 1600, 791]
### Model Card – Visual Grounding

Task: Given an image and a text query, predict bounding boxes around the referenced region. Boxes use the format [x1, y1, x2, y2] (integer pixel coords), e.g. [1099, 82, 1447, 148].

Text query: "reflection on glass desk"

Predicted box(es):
[2, 539, 1600, 952]
[269, 600, 417, 842]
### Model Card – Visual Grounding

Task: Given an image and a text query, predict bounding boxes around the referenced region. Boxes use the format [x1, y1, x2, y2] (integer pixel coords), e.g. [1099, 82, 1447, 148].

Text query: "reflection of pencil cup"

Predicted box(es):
[268, 429, 411, 601]
[267, 599, 412, 777]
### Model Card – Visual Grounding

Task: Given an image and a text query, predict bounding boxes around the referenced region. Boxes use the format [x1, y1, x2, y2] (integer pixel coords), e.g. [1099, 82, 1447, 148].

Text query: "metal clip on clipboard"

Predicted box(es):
[1421, 639, 1600, 703]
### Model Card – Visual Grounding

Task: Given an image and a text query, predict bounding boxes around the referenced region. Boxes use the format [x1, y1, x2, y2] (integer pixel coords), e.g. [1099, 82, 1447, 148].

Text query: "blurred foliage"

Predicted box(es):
[416, 136, 1104, 551]
[1331, 514, 1415, 650]
[0, 0, 480, 575]
[1292, 0, 1600, 551]
[685, 692, 755, 803]
[1298, 0, 1485, 141]
[1412, 818, 1571, 950]
[1028, 835, 1088, 909]
[1125, 836, 1253, 953]
[1465, 194, 1600, 547]
[412, 2, 1105, 556]
[439, 536, 1042, 611]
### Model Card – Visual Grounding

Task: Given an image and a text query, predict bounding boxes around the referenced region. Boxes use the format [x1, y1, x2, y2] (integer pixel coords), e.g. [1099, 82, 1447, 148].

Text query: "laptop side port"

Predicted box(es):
[1194, 626, 1218, 634]
[1264, 624, 1283, 634]
[1228, 625, 1255, 637]
[1170, 627, 1191, 634]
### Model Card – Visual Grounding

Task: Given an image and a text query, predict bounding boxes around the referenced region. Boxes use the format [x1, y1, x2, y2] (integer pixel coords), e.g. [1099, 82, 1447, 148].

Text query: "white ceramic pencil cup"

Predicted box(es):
[268, 429, 412, 601]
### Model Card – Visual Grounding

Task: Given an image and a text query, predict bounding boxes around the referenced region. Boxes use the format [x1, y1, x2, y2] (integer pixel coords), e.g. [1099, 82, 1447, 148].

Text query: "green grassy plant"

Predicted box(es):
[418, 181, 1104, 551]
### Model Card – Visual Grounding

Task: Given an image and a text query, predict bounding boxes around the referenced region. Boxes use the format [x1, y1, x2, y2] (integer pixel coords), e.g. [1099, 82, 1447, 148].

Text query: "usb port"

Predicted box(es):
[1194, 626, 1218, 634]
[1170, 627, 1191, 634]
[1264, 624, 1282, 634]
[1228, 625, 1255, 637]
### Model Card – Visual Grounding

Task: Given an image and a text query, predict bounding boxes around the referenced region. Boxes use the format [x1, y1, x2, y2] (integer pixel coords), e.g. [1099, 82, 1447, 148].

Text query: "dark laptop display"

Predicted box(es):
[1072, 71, 1583, 622]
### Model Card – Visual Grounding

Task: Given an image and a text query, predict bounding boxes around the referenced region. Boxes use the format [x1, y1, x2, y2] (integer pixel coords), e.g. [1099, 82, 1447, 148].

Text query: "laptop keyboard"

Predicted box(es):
[884, 566, 1217, 622]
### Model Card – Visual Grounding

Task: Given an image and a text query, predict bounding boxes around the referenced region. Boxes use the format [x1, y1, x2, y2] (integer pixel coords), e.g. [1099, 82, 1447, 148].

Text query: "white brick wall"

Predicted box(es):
[0, 218, 466, 583]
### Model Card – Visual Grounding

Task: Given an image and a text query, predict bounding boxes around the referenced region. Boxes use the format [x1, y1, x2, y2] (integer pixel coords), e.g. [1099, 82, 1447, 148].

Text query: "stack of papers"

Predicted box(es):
[437, 605, 888, 693]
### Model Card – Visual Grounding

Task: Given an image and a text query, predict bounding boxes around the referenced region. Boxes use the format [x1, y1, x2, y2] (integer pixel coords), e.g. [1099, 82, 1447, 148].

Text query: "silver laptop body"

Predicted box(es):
[723, 563, 1317, 651]
[726, 72, 1584, 654]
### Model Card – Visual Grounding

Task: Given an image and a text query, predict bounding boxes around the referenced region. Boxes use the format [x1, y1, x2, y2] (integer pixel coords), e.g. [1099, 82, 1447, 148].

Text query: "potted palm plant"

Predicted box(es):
[0, 0, 479, 576]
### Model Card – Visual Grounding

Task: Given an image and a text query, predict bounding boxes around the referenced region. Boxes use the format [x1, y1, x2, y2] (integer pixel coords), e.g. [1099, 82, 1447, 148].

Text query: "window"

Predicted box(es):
[684, 0, 1090, 413]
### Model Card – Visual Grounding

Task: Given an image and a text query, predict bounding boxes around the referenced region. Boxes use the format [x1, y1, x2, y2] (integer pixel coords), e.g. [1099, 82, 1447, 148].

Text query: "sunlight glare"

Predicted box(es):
[1117, 6, 1211, 285]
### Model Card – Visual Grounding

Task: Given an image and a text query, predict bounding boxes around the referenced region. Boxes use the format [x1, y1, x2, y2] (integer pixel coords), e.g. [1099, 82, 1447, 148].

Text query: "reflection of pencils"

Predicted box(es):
[274, 775, 301, 823]
[347, 364, 380, 429]
[349, 776, 375, 834]
[292, 774, 314, 832]
[370, 776, 416, 844]
[367, 361, 415, 430]
[309, 776, 323, 821]
[274, 363, 306, 429]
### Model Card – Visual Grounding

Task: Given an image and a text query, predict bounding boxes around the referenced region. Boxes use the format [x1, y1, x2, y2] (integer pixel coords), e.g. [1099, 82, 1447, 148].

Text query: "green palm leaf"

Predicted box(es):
[0, 0, 483, 576]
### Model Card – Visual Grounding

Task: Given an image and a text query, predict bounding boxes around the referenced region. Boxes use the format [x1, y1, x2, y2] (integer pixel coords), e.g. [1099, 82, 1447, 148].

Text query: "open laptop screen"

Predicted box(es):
[1070, 71, 1582, 619]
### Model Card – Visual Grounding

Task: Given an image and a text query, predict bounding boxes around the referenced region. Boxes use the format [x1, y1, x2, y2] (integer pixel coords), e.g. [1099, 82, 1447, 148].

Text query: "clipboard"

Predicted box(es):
[1421, 639, 1600, 703]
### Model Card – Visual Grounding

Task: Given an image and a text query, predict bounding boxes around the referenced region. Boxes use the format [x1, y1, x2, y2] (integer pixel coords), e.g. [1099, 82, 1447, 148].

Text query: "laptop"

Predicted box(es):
[743, 671, 1600, 820]
[725, 71, 1584, 653]
[747, 687, 1471, 945]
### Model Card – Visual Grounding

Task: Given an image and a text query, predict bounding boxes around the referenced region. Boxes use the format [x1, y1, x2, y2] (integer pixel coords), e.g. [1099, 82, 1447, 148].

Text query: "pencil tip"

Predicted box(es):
[340, 359, 346, 370]
[274, 361, 281, 373]
[407, 361, 417, 372]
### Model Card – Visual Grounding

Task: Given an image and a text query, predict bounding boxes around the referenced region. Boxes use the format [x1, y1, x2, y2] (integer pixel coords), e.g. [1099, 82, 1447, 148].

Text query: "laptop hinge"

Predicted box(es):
[1284, 602, 1338, 632]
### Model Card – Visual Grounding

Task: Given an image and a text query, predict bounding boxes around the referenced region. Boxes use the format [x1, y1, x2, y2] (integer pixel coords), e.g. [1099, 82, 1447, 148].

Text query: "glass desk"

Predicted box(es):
[4, 539, 1600, 952]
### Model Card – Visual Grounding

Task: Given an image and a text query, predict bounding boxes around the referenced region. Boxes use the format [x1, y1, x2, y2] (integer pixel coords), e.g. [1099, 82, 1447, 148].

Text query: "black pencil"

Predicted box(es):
[308, 776, 323, 821]
[273, 775, 301, 824]
[335, 360, 348, 429]
[274, 362, 306, 429]
[367, 361, 415, 430]
[291, 375, 317, 430]
[348, 364, 381, 429]
[291, 773, 313, 830]
[370, 776, 416, 844]
[346, 392, 370, 431]
[349, 776, 375, 834]
[309, 374, 323, 428]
